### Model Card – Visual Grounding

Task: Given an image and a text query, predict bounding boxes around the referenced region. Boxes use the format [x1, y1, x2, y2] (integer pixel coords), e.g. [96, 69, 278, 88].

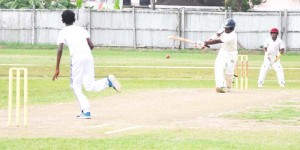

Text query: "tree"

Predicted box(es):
[46, 0, 76, 9]
[225, 0, 262, 12]
[0, 0, 76, 9]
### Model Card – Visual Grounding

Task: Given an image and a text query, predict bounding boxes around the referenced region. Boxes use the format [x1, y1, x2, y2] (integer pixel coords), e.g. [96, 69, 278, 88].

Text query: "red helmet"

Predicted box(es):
[270, 28, 279, 33]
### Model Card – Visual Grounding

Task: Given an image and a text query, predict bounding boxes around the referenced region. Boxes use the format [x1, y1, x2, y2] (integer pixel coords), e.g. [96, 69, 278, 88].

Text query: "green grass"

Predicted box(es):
[1, 48, 300, 108]
[0, 42, 57, 50]
[0, 129, 299, 150]
[0, 78, 214, 107]
[224, 101, 300, 124]
[282, 101, 300, 105]
[1, 47, 300, 108]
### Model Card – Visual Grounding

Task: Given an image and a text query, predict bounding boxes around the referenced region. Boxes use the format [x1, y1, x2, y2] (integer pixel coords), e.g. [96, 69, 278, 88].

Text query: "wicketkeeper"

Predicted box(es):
[257, 28, 285, 87]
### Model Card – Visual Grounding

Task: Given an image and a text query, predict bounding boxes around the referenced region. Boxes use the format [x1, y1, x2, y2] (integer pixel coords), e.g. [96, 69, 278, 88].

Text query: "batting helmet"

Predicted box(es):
[270, 28, 279, 33]
[223, 18, 235, 28]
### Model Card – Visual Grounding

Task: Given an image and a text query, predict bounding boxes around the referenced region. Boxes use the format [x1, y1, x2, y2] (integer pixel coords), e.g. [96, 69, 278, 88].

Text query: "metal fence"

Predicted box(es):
[0, 9, 299, 50]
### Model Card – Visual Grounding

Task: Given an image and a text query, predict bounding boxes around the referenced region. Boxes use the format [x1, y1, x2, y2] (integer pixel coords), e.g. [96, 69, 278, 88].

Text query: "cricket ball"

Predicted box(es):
[166, 54, 170, 59]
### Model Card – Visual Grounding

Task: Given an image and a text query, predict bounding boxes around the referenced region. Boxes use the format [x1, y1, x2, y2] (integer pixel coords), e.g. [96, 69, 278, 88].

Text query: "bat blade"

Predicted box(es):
[168, 35, 210, 48]
[168, 36, 196, 44]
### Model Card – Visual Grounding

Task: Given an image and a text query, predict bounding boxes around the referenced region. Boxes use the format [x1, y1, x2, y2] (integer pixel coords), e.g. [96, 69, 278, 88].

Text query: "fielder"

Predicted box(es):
[53, 10, 121, 119]
[258, 28, 285, 87]
[196, 18, 237, 93]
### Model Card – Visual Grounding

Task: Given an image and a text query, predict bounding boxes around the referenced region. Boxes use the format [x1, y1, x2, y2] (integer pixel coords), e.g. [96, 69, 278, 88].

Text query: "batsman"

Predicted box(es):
[196, 18, 237, 93]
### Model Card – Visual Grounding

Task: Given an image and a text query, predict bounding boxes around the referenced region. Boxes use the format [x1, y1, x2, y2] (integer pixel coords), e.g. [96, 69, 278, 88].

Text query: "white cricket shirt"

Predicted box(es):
[264, 37, 284, 56]
[57, 25, 91, 56]
[220, 30, 237, 52]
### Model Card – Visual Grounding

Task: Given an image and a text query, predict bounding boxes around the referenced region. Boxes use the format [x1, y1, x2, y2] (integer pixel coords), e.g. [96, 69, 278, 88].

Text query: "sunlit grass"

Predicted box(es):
[0, 129, 299, 150]
[224, 101, 300, 124]
[1, 47, 300, 108]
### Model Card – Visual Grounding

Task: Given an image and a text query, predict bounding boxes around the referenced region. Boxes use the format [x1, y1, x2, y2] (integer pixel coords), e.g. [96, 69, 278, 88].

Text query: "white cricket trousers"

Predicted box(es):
[70, 54, 109, 111]
[258, 54, 285, 85]
[215, 50, 238, 88]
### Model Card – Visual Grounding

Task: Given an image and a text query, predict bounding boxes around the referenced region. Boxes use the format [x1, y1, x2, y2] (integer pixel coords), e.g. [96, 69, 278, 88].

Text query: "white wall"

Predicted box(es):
[1, 9, 299, 50]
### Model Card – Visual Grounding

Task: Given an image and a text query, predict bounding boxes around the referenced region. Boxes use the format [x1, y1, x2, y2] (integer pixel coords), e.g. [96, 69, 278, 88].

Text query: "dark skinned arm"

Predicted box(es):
[87, 38, 94, 50]
[53, 43, 64, 80]
[279, 48, 284, 54]
[204, 39, 223, 46]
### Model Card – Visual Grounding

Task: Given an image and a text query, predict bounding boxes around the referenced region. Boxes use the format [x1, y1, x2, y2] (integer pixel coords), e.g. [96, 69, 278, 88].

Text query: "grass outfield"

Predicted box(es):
[1, 47, 300, 107]
[0, 44, 300, 149]
[0, 129, 299, 150]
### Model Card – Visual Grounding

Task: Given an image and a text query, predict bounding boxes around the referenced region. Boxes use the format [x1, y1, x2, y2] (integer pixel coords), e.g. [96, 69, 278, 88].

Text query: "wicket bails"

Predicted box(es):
[235, 55, 248, 90]
[8, 68, 28, 126]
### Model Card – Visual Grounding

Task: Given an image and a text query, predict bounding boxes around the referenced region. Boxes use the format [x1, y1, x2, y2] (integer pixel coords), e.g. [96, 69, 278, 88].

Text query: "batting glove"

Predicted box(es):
[196, 40, 206, 49]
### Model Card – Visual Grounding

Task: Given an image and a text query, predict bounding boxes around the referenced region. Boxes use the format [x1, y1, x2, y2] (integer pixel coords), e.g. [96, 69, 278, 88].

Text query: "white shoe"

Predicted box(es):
[258, 84, 263, 88]
[280, 84, 285, 88]
[108, 74, 121, 92]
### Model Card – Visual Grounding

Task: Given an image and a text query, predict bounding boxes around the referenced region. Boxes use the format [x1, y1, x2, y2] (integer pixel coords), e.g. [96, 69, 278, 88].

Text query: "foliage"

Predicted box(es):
[76, 0, 82, 9]
[0, 0, 76, 9]
[225, 0, 262, 12]
[46, 0, 76, 9]
[114, 0, 120, 9]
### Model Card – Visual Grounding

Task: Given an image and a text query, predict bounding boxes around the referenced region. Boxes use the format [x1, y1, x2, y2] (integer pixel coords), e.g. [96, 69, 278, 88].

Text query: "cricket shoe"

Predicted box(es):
[76, 112, 91, 119]
[258, 84, 263, 88]
[216, 87, 226, 93]
[108, 74, 121, 92]
[279, 81, 285, 88]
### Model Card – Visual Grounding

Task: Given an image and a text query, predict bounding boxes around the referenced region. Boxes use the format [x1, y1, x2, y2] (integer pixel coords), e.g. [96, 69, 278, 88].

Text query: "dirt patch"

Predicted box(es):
[0, 89, 299, 138]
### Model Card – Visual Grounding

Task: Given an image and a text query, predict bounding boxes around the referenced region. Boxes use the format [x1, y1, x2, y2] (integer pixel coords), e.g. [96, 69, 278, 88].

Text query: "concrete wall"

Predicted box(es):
[0, 9, 299, 50]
